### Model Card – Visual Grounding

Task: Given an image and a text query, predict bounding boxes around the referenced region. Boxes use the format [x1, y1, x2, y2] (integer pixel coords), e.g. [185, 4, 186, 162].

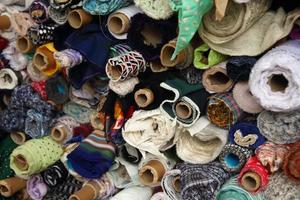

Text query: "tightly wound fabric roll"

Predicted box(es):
[29, 0, 50, 24]
[202, 62, 234, 93]
[122, 109, 176, 158]
[207, 93, 242, 129]
[83, 0, 132, 15]
[134, 0, 173, 20]
[216, 176, 265, 200]
[27, 24, 56, 45]
[257, 110, 300, 144]
[10, 136, 63, 178]
[226, 56, 257, 82]
[238, 156, 269, 193]
[50, 116, 79, 143]
[161, 169, 181, 200]
[110, 186, 153, 200]
[179, 162, 230, 200]
[0, 176, 27, 197]
[283, 141, 300, 183]
[233, 82, 263, 114]
[176, 117, 228, 164]
[41, 161, 69, 188]
[249, 40, 300, 112]
[255, 142, 289, 173]
[229, 122, 265, 149]
[219, 144, 252, 173]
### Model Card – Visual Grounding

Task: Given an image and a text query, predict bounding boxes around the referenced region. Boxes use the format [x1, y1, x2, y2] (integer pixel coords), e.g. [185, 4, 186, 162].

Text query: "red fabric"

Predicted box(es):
[283, 140, 300, 183]
[0, 36, 8, 51]
[73, 124, 94, 138]
[238, 156, 269, 193]
[31, 81, 48, 100]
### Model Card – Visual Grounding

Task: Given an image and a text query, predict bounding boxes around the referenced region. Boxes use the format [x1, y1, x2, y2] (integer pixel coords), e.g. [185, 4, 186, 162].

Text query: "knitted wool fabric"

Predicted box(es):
[176, 117, 228, 164]
[134, 0, 173, 20]
[45, 74, 69, 105]
[109, 77, 139, 97]
[110, 186, 153, 200]
[122, 109, 177, 159]
[67, 130, 116, 179]
[0, 135, 18, 180]
[255, 142, 289, 173]
[283, 141, 300, 183]
[233, 81, 263, 114]
[26, 175, 48, 200]
[238, 156, 269, 193]
[226, 56, 257, 82]
[169, 0, 213, 60]
[2, 42, 28, 71]
[29, 0, 50, 24]
[207, 93, 243, 129]
[219, 144, 252, 173]
[161, 169, 181, 200]
[63, 102, 93, 124]
[127, 13, 177, 61]
[41, 161, 69, 188]
[194, 43, 228, 70]
[83, 0, 132, 15]
[216, 176, 265, 200]
[179, 162, 230, 200]
[10, 136, 63, 178]
[249, 40, 300, 112]
[229, 122, 265, 150]
[257, 110, 300, 144]
[53, 49, 83, 68]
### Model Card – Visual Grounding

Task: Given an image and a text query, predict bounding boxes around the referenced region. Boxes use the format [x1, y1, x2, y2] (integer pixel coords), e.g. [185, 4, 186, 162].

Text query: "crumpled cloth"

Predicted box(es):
[122, 109, 177, 159]
[27, 175, 48, 200]
[283, 141, 300, 183]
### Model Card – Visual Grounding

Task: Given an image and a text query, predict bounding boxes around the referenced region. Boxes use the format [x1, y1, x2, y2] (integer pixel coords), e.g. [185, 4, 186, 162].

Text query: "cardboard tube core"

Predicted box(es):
[0, 177, 26, 197]
[14, 155, 29, 171]
[69, 182, 98, 200]
[134, 88, 154, 108]
[10, 132, 26, 145]
[51, 125, 67, 143]
[268, 74, 288, 93]
[16, 36, 34, 53]
[139, 160, 166, 186]
[208, 71, 230, 85]
[160, 41, 186, 67]
[33, 52, 48, 71]
[107, 64, 122, 80]
[108, 13, 130, 35]
[172, 176, 181, 192]
[175, 102, 192, 120]
[68, 9, 93, 29]
[150, 60, 167, 72]
[241, 172, 261, 192]
[0, 15, 11, 30]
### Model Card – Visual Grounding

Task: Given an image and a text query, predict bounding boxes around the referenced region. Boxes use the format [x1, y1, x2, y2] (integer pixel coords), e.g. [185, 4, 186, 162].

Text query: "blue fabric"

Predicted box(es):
[224, 154, 240, 168]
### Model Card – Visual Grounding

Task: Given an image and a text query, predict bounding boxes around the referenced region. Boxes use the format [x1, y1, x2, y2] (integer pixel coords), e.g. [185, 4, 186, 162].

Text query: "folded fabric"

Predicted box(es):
[226, 56, 257, 82]
[283, 141, 300, 183]
[0, 35, 9, 51]
[83, 0, 132, 15]
[41, 161, 69, 188]
[255, 142, 289, 173]
[110, 186, 153, 200]
[169, 0, 213, 59]
[127, 13, 177, 61]
[122, 109, 177, 159]
[216, 176, 265, 200]
[7, 12, 36, 37]
[134, 0, 173, 20]
[29, 0, 50, 24]
[249, 40, 300, 112]
[229, 122, 265, 149]
[202, 62, 234, 93]
[193, 43, 228, 70]
[45, 74, 69, 105]
[233, 82, 263, 114]
[161, 169, 181, 200]
[179, 162, 230, 200]
[52, 23, 76, 51]
[67, 130, 116, 179]
[219, 144, 252, 173]
[10, 136, 63, 178]
[257, 110, 300, 144]
[176, 117, 228, 164]
[207, 93, 242, 129]
[26, 175, 48, 200]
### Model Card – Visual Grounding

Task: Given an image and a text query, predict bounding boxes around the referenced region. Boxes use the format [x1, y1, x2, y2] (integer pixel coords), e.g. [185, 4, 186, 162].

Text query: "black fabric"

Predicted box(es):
[46, 74, 69, 104]
[226, 56, 257, 82]
[41, 161, 69, 188]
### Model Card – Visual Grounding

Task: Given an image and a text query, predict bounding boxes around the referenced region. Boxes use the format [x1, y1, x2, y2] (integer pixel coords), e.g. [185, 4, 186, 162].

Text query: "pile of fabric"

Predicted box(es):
[0, 0, 300, 199]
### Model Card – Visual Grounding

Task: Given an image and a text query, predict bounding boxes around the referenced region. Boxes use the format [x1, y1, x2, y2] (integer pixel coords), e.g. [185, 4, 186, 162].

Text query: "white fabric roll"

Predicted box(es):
[110, 186, 153, 200]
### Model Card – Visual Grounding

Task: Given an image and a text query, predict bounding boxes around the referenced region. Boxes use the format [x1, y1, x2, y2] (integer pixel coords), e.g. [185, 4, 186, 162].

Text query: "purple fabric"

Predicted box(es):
[290, 25, 300, 40]
[27, 175, 48, 200]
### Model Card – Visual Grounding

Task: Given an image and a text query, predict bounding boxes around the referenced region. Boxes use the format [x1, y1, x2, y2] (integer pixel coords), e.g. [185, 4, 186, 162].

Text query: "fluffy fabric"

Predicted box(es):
[109, 77, 139, 96]
[2, 42, 28, 71]
[134, 0, 173, 20]
[283, 141, 300, 183]
[63, 102, 93, 124]
[249, 40, 300, 112]
[226, 56, 257, 82]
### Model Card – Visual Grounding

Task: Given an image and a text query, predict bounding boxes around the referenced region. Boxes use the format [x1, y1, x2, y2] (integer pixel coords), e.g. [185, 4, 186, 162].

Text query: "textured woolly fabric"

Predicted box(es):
[249, 40, 300, 112]
[45, 74, 69, 105]
[226, 56, 257, 82]
[179, 162, 230, 200]
[31, 81, 48, 101]
[63, 102, 93, 124]
[176, 117, 228, 164]
[0, 135, 18, 180]
[26, 175, 48, 200]
[41, 161, 69, 188]
[83, 0, 132, 15]
[123, 109, 177, 159]
[2, 42, 28, 71]
[255, 142, 289, 173]
[216, 176, 265, 200]
[180, 67, 203, 85]
[127, 13, 177, 61]
[134, 0, 173, 20]
[283, 141, 300, 183]
[110, 186, 153, 200]
[263, 172, 300, 200]
[109, 77, 139, 97]
[161, 169, 181, 200]
[229, 122, 265, 149]
[233, 81, 263, 114]
[257, 110, 300, 144]
[54, 49, 83, 68]
[219, 144, 252, 173]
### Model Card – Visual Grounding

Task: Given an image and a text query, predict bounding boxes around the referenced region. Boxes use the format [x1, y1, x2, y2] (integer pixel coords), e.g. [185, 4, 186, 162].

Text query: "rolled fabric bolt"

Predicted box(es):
[67, 9, 93, 29]
[33, 51, 55, 72]
[149, 60, 168, 72]
[202, 62, 234, 93]
[69, 181, 99, 200]
[175, 101, 193, 120]
[0, 15, 11, 30]
[0, 177, 26, 197]
[214, 0, 229, 21]
[134, 88, 155, 108]
[139, 160, 166, 186]
[10, 132, 27, 145]
[16, 36, 35, 54]
[172, 176, 180, 193]
[283, 141, 300, 183]
[51, 125, 68, 143]
[240, 172, 261, 192]
[108, 13, 130, 34]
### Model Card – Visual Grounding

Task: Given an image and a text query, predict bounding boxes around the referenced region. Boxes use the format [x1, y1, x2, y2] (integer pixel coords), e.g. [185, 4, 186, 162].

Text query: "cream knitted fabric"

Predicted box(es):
[176, 117, 228, 164]
[109, 77, 139, 97]
[133, 0, 173, 20]
[249, 40, 300, 112]
[122, 109, 177, 159]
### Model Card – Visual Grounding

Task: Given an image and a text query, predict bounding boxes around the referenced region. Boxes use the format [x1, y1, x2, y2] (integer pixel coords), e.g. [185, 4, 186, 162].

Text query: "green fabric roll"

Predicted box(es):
[216, 176, 265, 200]
[10, 136, 63, 178]
[193, 43, 228, 70]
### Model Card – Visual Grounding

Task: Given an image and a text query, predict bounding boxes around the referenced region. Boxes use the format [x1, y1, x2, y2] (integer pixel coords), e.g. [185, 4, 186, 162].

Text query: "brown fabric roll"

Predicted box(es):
[68, 9, 93, 29]
[139, 160, 166, 186]
[0, 177, 27, 197]
[16, 36, 36, 54]
[0, 15, 11, 30]
[10, 132, 27, 145]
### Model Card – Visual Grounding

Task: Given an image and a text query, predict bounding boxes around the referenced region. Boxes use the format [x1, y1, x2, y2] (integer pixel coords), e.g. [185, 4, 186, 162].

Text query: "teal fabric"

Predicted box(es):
[83, 0, 132, 15]
[169, 0, 213, 59]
